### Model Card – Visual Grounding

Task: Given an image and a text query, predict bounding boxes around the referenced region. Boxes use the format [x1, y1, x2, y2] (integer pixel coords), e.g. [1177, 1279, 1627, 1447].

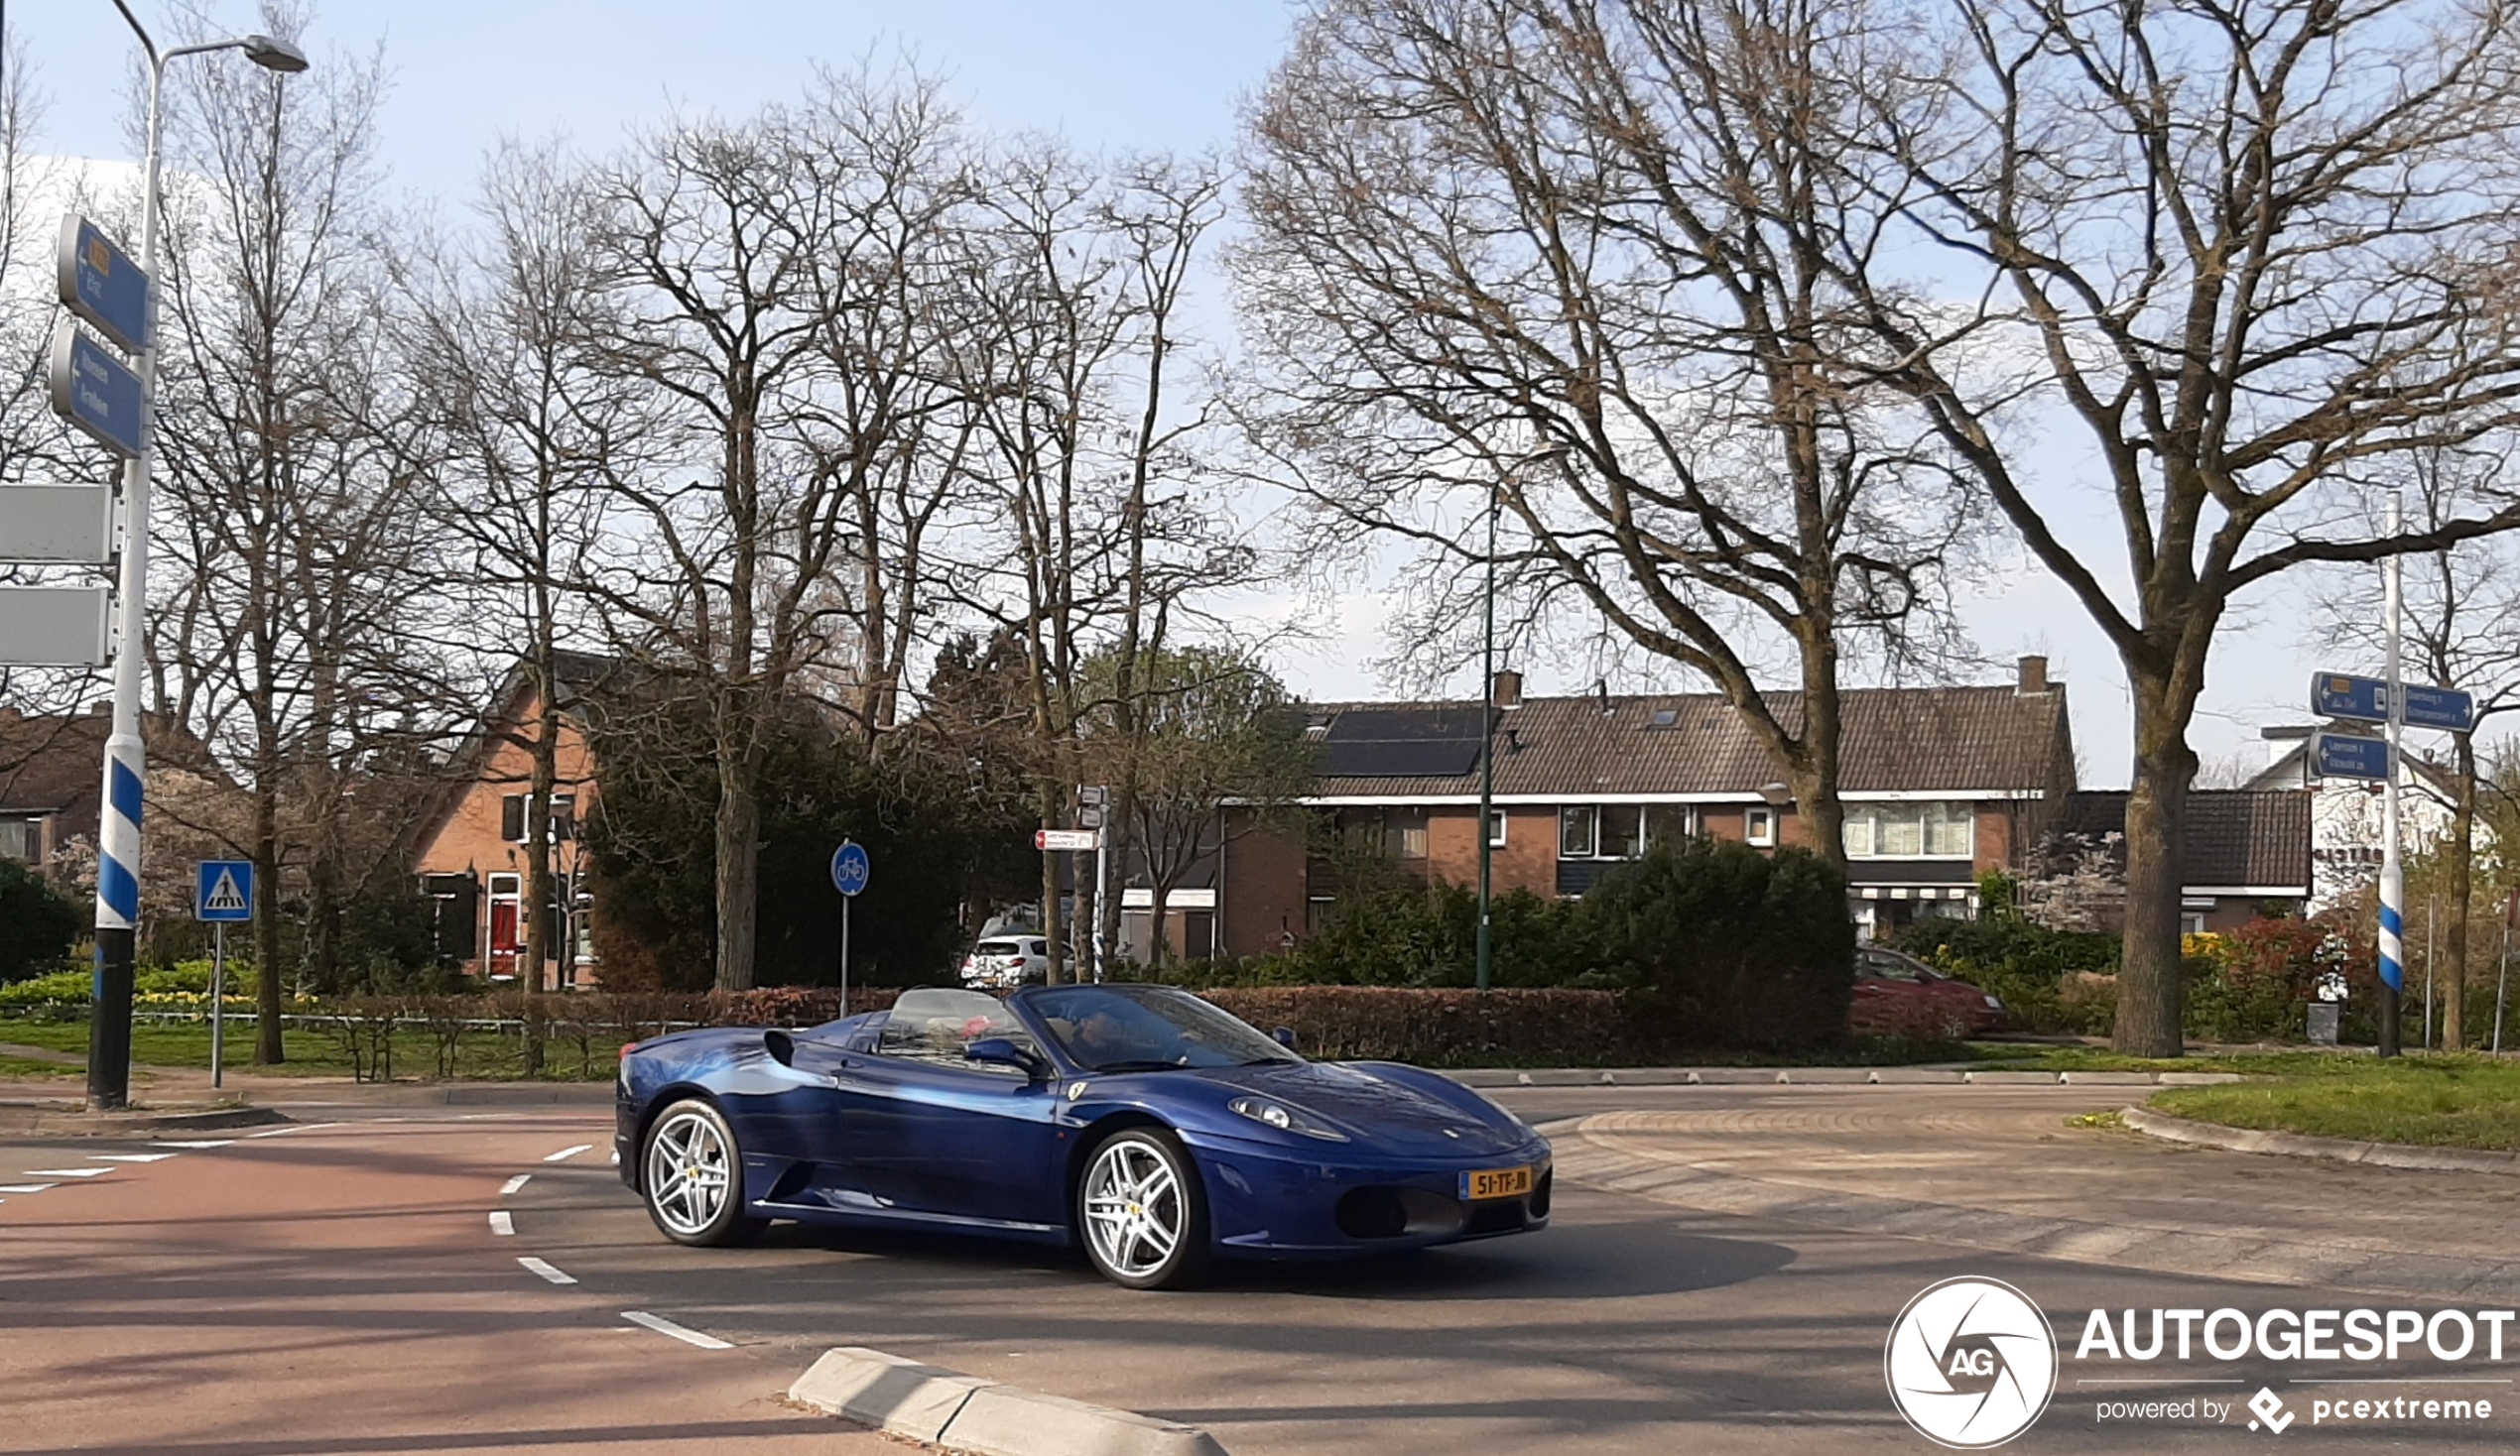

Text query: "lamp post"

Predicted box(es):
[87, 4, 308, 1111]
[1475, 480, 1499, 993]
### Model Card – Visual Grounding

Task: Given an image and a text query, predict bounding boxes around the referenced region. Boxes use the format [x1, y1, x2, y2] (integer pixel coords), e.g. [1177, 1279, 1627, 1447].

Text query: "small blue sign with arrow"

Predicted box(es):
[2311, 670, 2475, 732]
[830, 840, 870, 898]
[2313, 732, 2391, 783]
[49, 325, 146, 458]
[195, 860, 254, 921]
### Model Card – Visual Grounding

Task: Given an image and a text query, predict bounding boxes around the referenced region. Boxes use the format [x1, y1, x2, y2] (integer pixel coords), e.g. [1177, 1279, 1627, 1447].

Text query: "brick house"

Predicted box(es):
[1202, 657, 2078, 956]
[408, 654, 613, 987]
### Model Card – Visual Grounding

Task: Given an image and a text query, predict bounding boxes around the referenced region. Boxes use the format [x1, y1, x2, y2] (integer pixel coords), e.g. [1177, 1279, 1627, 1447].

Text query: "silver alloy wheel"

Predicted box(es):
[1081, 1135, 1184, 1280]
[644, 1107, 734, 1238]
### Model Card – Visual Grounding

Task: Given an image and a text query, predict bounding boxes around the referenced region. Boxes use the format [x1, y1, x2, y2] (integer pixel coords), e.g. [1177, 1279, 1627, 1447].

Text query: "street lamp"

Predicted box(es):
[87, 4, 309, 1111]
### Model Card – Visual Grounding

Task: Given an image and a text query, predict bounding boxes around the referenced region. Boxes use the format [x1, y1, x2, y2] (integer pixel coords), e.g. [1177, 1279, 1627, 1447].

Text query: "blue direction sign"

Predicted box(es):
[2310, 671, 2475, 731]
[195, 860, 254, 922]
[49, 326, 146, 458]
[56, 215, 149, 355]
[830, 840, 870, 897]
[2313, 732, 2392, 782]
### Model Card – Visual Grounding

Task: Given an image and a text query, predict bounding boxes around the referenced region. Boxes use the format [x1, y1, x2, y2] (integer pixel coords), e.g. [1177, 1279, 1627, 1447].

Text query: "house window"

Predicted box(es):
[504, 792, 576, 843]
[1843, 802, 1974, 859]
[500, 794, 528, 842]
[1307, 896, 1335, 934]
[1383, 811, 1428, 859]
[1645, 804, 1696, 849]
[1560, 806, 1596, 859]
[1745, 806, 1777, 847]
[0, 817, 39, 863]
[1487, 809, 1508, 847]
[1560, 805, 1656, 861]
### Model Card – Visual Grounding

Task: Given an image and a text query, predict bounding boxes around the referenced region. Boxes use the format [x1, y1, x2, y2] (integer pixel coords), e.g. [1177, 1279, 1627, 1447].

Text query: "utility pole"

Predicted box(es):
[1475, 483, 1497, 994]
[2379, 490, 2406, 1058]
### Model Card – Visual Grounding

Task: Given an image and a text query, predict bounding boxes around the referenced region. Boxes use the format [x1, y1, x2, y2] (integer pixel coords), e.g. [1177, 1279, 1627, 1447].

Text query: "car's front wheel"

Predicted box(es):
[1077, 1127, 1209, 1289]
[641, 1098, 764, 1247]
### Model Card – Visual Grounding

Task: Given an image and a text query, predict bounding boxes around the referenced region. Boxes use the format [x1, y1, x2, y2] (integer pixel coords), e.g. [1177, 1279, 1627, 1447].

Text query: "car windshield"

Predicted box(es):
[1028, 985, 1297, 1073]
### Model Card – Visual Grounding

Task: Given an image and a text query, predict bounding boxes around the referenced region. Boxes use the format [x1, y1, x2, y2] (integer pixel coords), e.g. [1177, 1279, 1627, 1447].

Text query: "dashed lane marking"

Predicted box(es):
[543, 1144, 595, 1163]
[0, 1183, 60, 1194]
[500, 1173, 532, 1195]
[151, 1140, 235, 1149]
[621, 1311, 732, 1350]
[518, 1257, 576, 1285]
[248, 1123, 345, 1138]
[24, 1168, 112, 1178]
[87, 1153, 176, 1163]
[489, 1211, 515, 1236]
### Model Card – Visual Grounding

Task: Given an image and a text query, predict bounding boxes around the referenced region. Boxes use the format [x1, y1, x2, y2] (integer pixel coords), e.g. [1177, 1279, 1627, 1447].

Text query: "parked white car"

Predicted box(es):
[958, 934, 1051, 989]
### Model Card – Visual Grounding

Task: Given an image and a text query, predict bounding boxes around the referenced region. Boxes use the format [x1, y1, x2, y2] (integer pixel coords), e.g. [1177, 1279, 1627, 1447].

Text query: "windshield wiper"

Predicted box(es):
[1087, 1059, 1185, 1073]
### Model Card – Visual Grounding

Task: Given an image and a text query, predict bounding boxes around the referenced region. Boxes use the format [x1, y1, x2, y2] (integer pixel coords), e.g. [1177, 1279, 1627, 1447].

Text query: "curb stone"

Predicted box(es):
[0, 1103, 289, 1136]
[788, 1346, 1230, 1456]
[2122, 1105, 2520, 1177]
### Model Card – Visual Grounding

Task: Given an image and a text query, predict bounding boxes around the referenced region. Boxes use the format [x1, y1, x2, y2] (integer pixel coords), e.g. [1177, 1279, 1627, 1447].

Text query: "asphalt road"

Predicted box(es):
[3, 1085, 2513, 1455]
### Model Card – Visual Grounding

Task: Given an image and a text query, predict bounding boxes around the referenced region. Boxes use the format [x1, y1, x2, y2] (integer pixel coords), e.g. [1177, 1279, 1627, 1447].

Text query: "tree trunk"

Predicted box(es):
[521, 670, 560, 1069]
[252, 784, 285, 1065]
[1788, 628, 1850, 876]
[712, 743, 761, 993]
[2117, 686, 2198, 1057]
[2445, 733, 2477, 1050]
[1149, 881, 1173, 969]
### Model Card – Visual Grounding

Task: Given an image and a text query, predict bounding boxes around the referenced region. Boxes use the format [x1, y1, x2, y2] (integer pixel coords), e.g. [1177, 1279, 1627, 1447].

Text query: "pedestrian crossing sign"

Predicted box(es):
[195, 860, 253, 921]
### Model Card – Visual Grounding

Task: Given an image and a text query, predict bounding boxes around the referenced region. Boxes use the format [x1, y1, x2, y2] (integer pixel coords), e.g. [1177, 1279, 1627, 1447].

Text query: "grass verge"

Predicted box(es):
[2147, 1056, 2520, 1152]
[0, 1053, 79, 1079]
[0, 1020, 619, 1081]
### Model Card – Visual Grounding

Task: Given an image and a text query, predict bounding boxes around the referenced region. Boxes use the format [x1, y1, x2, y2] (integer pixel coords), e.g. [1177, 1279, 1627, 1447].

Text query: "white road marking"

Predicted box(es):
[609, 1150, 620, 1165]
[248, 1123, 345, 1138]
[543, 1144, 595, 1163]
[87, 1153, 176, 1163]
[518, 1257, 576, 1285]
[0, 1183, 60, 1194]
[621, 1311, 732, 1350]
[489, 1211, 515, 1236]
[500, 1173, 532, 1195]
[151, 1140, 235, 1149]
[24, 1167, 112, 1178]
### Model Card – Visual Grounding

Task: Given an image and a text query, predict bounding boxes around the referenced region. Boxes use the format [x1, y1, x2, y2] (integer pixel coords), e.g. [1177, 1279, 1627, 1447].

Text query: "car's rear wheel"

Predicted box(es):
[641, 1098, 764, 1247]
[1077, 1127, 1209, 1289]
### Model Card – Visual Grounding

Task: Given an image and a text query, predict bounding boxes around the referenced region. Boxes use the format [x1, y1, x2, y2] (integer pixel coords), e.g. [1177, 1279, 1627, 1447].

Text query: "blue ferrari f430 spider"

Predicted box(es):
[616, 983, 1553, 1287]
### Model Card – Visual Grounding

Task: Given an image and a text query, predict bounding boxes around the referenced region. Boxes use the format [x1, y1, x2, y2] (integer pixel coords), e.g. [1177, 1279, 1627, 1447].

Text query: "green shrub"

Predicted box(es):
[1577, 839, 1855, 1053]
[1892, 913, 2119, 1033]
[0, 861, 83, 982]
[1248, 880, 1600, 989]
[1199, 986, 1629, 1064]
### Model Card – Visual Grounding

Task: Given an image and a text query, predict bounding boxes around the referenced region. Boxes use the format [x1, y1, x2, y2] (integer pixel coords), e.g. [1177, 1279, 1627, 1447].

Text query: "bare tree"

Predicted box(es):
[1857, 0, 2520, 1054]
[576, 73, 970, 991]
[147, 3, 445, 1058]
[1237, 0, 1978, 869]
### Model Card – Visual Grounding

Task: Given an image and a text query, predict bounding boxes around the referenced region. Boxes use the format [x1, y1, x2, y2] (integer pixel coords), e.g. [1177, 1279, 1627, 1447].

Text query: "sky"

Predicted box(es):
[11, 0, 2395, 789]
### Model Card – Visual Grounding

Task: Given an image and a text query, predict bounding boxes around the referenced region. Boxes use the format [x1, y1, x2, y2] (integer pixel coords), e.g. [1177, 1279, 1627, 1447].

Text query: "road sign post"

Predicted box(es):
[0, 484, 114, 563]
[0, 586, 112, 667]
[58, 215, 150, 354]
[2310, 732, 2390, 781]
[50, 325, 147, 457]
[195, 860, 253, 1091]
[830, 841, 870, 1014]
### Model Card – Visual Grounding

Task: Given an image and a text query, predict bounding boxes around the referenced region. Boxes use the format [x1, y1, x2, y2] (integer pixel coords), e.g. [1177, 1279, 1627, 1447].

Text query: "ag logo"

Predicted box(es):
[1885, 1276, 2059, 1448]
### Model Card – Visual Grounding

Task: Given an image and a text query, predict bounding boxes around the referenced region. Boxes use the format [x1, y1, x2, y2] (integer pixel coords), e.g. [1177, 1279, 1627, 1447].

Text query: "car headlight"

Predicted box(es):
[1228, 1096, 1348, 1142]
[1982, 995, 2003, 1009]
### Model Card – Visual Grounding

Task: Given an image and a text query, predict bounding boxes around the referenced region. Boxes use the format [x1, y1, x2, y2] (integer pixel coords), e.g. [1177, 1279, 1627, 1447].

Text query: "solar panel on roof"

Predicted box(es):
[1316, 707, 1489, 778]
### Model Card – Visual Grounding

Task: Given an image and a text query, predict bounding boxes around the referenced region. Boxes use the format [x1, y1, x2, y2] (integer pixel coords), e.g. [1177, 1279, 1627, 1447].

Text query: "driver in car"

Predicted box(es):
[1066, 1003, 1176, 1067]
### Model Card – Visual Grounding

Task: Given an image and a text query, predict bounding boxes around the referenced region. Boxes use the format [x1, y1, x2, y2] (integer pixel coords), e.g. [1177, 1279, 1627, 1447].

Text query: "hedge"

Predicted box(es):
[1199, 986, 1632, 1066]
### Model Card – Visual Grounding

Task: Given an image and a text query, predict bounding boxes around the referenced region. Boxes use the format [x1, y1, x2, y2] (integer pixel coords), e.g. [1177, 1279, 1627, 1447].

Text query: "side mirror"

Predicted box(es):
[965, 1036, 1046, 1079]
[1272, 1027, 1299, 1050]
[764, 1029, 798, 1067]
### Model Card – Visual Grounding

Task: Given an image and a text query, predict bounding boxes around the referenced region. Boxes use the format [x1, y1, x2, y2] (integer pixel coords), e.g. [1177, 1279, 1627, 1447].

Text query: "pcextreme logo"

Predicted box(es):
[1886, 1277, 2061, 1449]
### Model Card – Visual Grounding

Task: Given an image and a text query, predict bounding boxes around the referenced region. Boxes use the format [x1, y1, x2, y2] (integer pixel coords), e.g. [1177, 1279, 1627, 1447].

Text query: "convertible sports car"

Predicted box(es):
[616, 983, 1552, 1288]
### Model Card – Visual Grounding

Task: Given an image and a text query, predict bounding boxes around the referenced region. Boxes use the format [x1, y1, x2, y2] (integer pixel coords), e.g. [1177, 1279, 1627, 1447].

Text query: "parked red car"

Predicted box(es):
[1848, 946, 2009, 1039]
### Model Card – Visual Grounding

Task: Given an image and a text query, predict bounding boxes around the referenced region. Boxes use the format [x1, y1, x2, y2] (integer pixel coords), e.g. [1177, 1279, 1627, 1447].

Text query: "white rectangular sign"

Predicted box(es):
[0, 585, 112, 666]
[1035, 828, 1101, 851]
[0, 485, 114, 563]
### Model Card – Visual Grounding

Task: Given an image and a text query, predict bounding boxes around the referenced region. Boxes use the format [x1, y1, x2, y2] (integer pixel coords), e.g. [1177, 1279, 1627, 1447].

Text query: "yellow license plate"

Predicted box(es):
[1460, 1165, 1534, 1201]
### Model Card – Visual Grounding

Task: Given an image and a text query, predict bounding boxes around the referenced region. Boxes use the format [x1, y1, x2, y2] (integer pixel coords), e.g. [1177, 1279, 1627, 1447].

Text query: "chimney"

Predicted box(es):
[1490, 669, 1523, 711]
[2016, 655, 2049, 695]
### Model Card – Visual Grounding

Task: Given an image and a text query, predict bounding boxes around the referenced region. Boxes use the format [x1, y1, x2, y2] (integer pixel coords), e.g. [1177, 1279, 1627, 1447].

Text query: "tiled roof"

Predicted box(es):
[2055, 790, 2312, 891]
[1307, 684, 2072, 797]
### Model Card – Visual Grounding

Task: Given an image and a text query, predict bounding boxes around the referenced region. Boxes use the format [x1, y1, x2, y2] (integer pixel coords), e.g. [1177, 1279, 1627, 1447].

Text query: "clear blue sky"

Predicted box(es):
[15, 1, 1295, 200]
